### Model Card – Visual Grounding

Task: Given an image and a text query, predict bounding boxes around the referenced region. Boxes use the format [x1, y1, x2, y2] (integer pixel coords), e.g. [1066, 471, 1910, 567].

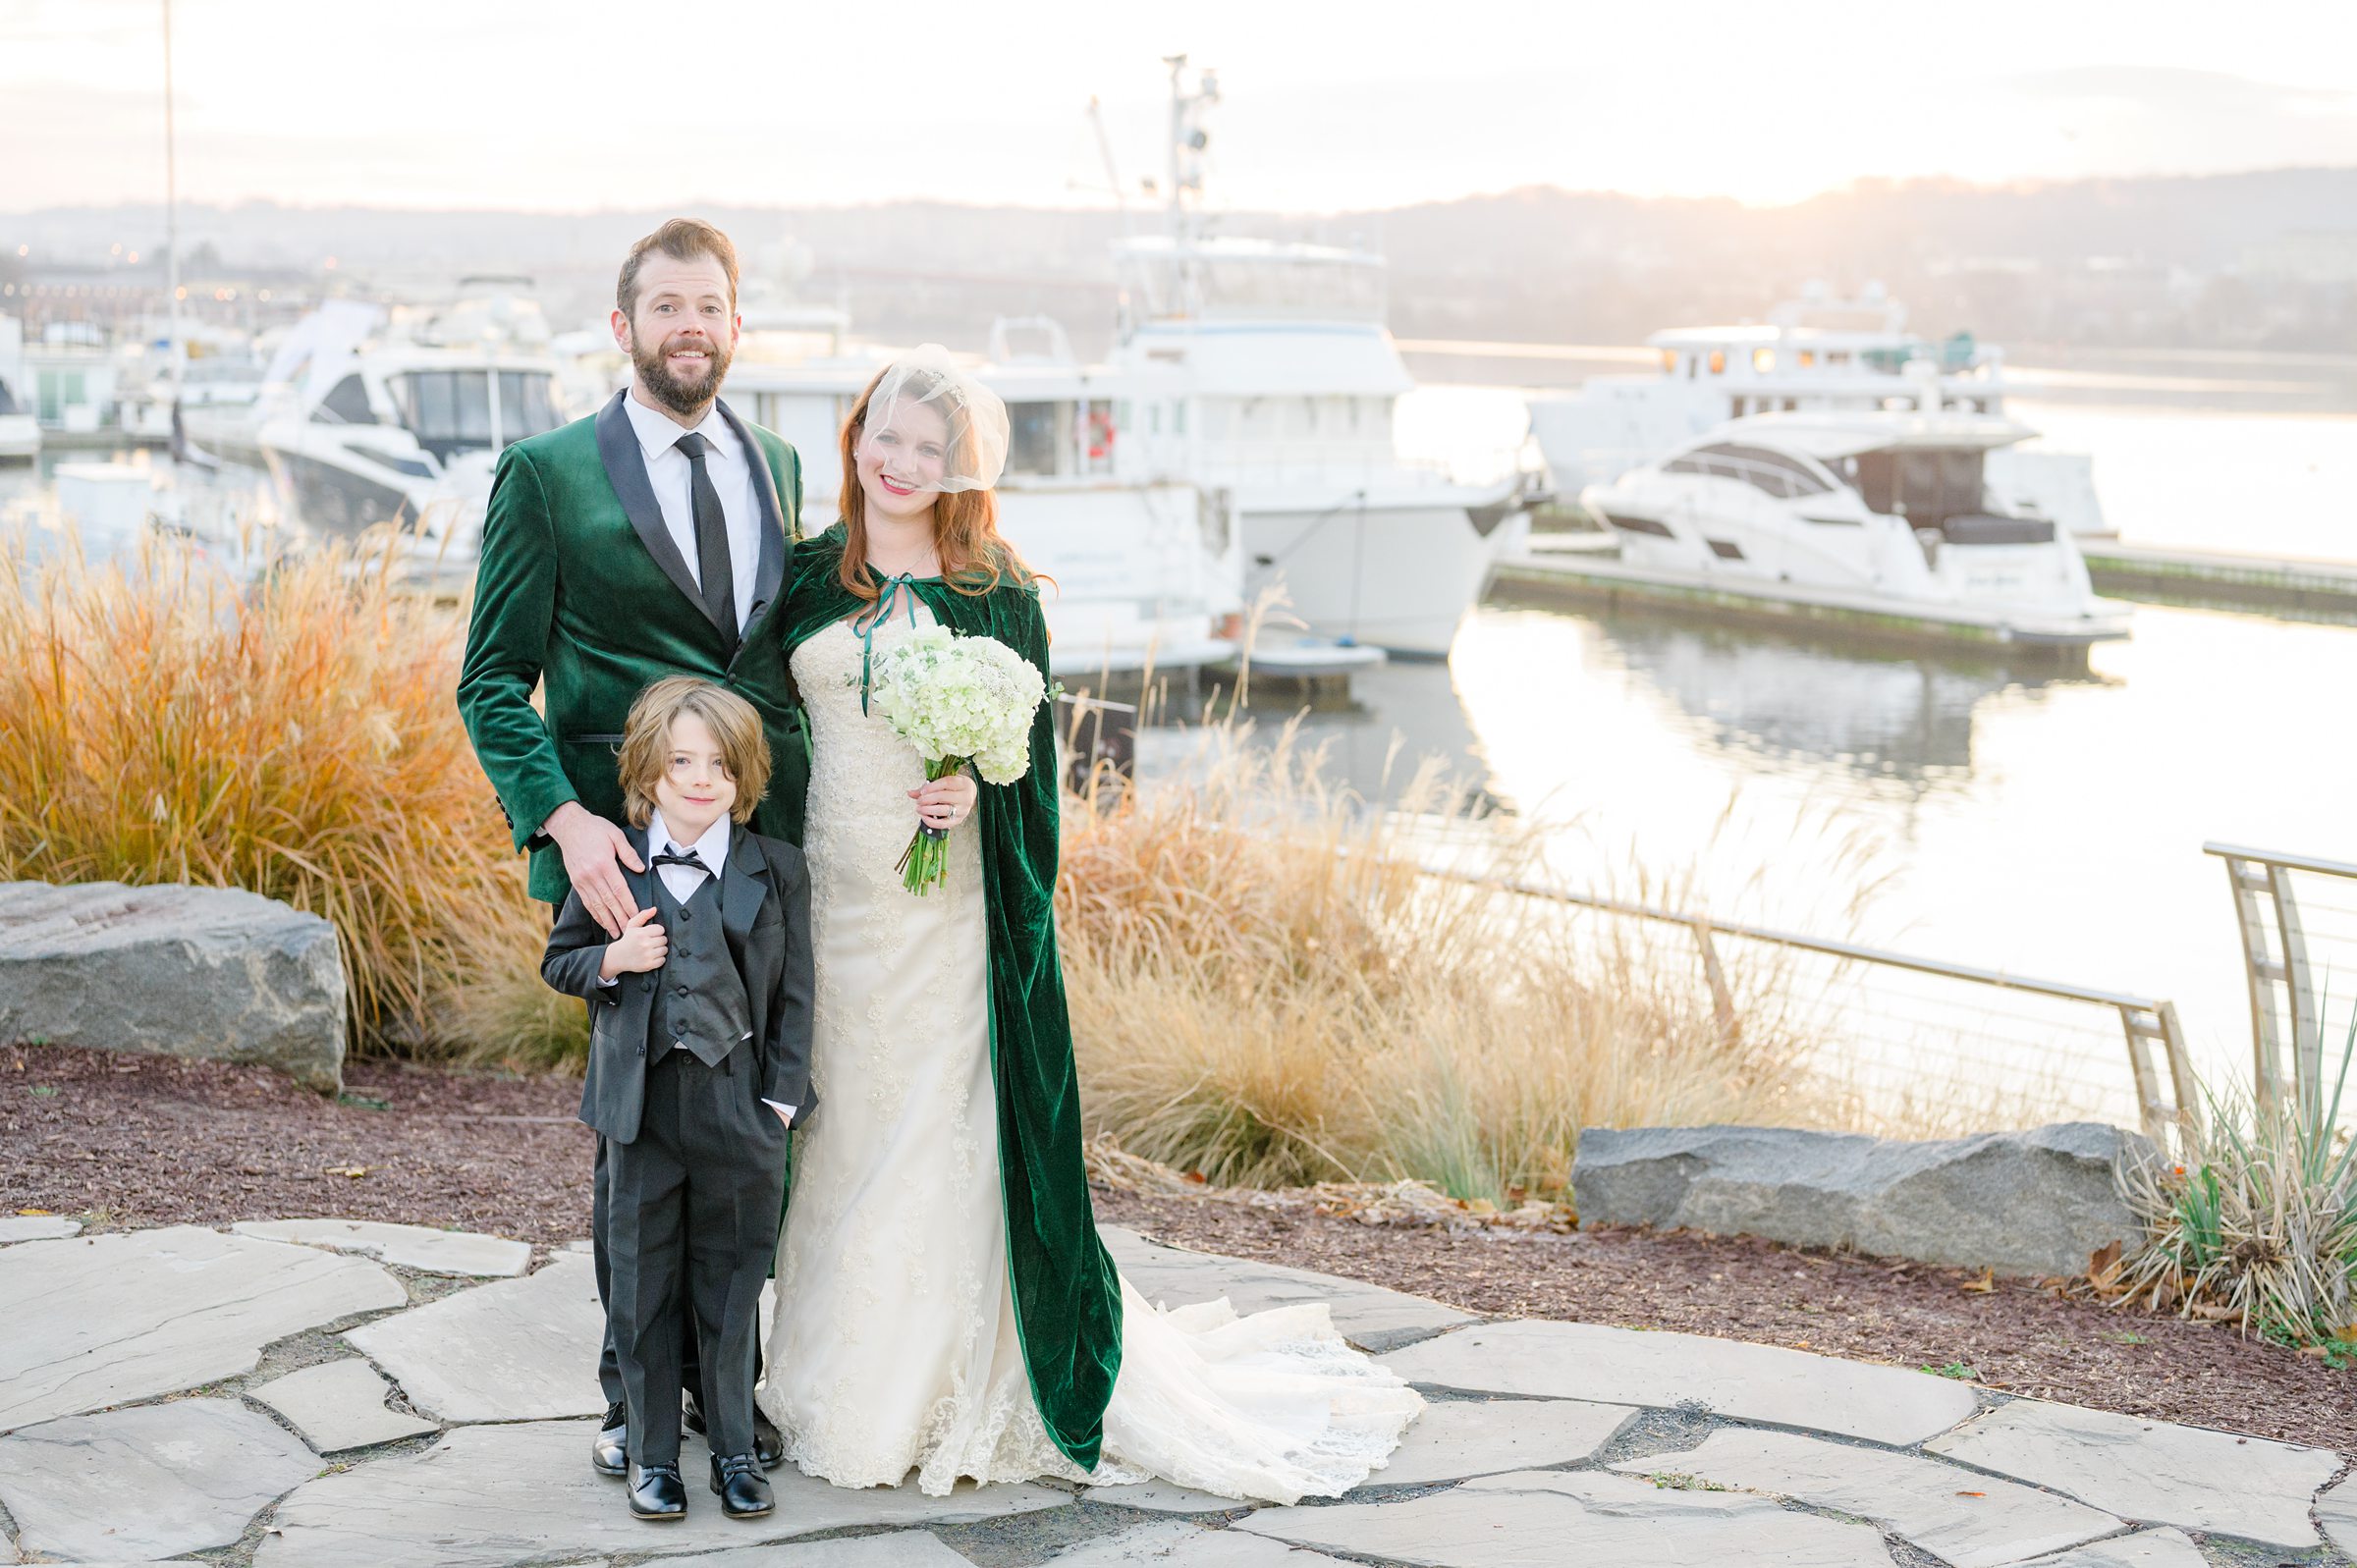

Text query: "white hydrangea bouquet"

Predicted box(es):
[858, 624, 1051, 895]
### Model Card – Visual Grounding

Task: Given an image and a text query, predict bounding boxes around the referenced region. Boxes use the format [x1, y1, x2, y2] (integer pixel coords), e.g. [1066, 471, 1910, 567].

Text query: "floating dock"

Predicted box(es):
[1490, 545, 2127, 666]
[2079, 542, 2357, 617]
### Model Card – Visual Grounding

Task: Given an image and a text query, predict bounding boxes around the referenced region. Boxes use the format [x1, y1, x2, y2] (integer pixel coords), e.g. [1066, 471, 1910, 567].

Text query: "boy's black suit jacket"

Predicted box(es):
[541, 821, 815, 1145]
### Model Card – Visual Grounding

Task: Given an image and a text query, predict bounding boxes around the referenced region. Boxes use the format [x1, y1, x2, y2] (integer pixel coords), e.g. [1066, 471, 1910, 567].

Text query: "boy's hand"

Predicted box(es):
[598, 907, 668, 979]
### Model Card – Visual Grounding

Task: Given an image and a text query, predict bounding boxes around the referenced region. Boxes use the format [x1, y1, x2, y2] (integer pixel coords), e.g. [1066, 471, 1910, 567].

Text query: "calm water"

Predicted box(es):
[1308, 360, 2357, 1090]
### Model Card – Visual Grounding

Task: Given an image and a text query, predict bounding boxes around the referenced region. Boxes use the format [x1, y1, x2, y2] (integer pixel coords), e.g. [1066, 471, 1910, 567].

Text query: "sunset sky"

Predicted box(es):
[6, 0, 2356, 213]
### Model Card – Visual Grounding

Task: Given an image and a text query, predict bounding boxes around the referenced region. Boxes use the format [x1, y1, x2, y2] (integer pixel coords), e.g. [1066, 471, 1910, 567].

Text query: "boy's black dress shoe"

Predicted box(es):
[709, 1452, 773, 1519]
[628, 1461, 687, 1520]
[683, 1390, 784, 1471]
[591, 1403, 628, 1478]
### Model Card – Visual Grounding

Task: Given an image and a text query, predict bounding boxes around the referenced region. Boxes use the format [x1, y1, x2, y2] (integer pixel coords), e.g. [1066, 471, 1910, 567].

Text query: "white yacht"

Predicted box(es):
[190, 283, 567, 553]
[1575, 405, 2129, 646]
[724, 315, 1242, 681]
[1529, 286, 2106, 537]
[0, 313, 37, 462]
[1101, 59, 1535, 658]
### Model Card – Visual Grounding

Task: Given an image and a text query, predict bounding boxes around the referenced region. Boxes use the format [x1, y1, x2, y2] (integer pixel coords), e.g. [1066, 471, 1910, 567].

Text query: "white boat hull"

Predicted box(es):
[1239, 491, 1528, 658]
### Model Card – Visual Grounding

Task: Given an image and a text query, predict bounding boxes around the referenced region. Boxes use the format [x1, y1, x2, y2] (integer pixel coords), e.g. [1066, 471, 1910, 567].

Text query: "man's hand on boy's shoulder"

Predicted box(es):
[546, 801, 644, 937]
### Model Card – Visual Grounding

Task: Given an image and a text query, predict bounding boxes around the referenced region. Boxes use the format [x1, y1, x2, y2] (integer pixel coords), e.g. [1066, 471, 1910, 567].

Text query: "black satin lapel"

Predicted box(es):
[595, 391, 713, 626]
[718, 397, 787, 633]
[719, 827, 764, 946]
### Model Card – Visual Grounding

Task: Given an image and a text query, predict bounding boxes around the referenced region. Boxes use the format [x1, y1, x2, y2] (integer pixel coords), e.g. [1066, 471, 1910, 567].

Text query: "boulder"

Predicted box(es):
[1570, 1122, 2151, 1278]
[0, 880, 345, 1092]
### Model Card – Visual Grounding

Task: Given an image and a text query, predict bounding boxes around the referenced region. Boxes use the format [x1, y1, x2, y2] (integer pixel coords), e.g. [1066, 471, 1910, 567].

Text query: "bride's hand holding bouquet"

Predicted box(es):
[860, 624, 1050, 894]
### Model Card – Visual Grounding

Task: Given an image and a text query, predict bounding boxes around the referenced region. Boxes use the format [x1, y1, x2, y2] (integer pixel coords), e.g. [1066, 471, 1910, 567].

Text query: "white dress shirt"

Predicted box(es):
[605, 807, 794, 1121]
[621, 391, 765, 632]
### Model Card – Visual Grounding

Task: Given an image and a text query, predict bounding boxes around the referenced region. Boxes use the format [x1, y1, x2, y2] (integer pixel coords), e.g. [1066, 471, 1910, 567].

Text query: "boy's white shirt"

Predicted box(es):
[600, 807, 795, 1122]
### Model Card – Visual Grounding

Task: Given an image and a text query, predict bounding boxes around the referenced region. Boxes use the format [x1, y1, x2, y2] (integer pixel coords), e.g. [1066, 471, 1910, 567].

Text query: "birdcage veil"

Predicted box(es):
[859, 344, 1010, 494]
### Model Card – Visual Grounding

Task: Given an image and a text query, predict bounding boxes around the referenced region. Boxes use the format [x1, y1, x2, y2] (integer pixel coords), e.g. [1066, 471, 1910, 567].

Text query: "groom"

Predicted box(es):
[457, 217, 805, 1479]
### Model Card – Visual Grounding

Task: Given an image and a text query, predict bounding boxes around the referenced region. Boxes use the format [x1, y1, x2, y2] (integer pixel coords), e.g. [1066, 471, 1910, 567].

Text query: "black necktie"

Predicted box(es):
[650, 848, 711, 879]
[673, 431, 737, 651]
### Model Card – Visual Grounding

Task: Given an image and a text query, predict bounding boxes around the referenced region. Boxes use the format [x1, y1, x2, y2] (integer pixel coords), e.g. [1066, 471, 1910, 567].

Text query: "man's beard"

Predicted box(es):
[632, 331, 731, 415]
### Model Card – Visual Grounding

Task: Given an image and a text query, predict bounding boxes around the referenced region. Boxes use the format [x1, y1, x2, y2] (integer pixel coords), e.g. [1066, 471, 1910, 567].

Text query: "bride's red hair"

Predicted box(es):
[835, 366, 1041, 602]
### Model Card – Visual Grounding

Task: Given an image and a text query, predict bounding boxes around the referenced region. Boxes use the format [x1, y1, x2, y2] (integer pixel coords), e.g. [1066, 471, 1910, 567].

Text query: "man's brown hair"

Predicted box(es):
[616, 218, 740, 318]
[616, 676, 771, 829]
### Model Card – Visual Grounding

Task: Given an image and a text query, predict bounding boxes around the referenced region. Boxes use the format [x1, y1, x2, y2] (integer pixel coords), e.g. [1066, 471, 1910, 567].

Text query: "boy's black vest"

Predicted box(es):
[645, 870, 751, 1067]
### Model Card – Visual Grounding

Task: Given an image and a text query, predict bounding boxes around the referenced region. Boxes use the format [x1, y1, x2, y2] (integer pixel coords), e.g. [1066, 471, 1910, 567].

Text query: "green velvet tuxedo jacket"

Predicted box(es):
[458, 391, 808, 905]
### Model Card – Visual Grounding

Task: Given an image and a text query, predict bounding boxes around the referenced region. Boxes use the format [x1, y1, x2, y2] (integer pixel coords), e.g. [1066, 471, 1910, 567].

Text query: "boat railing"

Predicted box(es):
[1413, 856, 2201, 1150]
[2203, 841, 2357, 1125]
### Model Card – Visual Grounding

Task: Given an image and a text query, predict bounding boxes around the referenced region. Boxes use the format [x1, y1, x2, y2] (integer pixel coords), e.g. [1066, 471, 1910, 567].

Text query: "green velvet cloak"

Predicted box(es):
[778, 527, 1122, 1473]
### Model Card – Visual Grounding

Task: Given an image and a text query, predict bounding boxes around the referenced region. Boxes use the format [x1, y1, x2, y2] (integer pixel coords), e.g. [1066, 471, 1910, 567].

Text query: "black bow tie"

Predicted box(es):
[650, 849, 712, 877]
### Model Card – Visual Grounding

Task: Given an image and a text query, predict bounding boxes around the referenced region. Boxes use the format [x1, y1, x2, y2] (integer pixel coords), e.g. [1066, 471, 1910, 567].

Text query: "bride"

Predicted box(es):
[757, 348, 1421, 1501]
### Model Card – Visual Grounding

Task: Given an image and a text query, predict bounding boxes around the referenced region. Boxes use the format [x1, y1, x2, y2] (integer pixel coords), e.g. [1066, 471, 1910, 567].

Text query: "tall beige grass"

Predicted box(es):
[1054, 719, 1827, 1201]
[0, 532, 567, 1057]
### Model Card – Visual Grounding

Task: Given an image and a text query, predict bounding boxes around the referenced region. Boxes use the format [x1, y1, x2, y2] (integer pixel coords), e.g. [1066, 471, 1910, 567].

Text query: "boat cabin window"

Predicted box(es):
[1752, 349, 1775, 374]
[1850, 448, 1987, 527]
[1664, 442, 1833, 500]
[1006, 401, 1067, 477]
[1707, 350, 1726, 375]
[1796, 351, 1816, 369]
[389, 368, 562, 458]
[1659, 349, 1677, 374]
[316, 373, 377, 425]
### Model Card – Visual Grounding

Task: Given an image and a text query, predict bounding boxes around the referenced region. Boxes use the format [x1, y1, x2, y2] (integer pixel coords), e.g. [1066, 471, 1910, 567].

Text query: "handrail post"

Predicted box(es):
[2268, 867, 2323, 1126]
[2117, 1003, 2169, 1146]
[2156, 1000, 2203, 1155]
[1690, 918, 1738, 1048]
[2220, 851, 2288, 1111]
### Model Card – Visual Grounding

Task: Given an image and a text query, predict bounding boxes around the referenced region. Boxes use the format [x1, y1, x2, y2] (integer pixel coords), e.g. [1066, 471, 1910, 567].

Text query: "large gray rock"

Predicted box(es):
[0, 1397, 319, 1560]
[1572, 1122, 2152, 1277]
[0, 880, 346, 1092]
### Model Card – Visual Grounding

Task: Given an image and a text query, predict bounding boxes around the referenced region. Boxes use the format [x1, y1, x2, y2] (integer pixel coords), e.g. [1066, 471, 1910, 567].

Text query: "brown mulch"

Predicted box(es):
[6, 1043, 2350, 1456]
[1091, 1185, 2357, 1457]
[0, 1042, 593, 1246]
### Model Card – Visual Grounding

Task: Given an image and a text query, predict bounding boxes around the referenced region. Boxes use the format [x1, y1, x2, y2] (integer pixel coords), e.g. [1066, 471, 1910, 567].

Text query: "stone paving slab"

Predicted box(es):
[1047, 1519, 1358, 1564]
[250, 1358, 440, 1451]
[234, 1219, 532, 1277]
[658, 1532, 976, 1566]
[2322, 1470, 2357, 1556]
[0, 1225, 407, 1433]
[343, 1253, 604, 1423]
[1237, 1467, 1899, 1566]
[1101, 1225, 1472, 1353]
[251, 1419, 1070, 1568]
[1359, 1395, 1629, 1488]
[1924, 1398, 2340, 1549]
[0, 1215, 81, 1243]
[1382, 1319, 1979, 1446]
[0, 1396, 320, 1560]
[1615, 1426, 2121, 1567]
[2016, 1528, 2209, 1567]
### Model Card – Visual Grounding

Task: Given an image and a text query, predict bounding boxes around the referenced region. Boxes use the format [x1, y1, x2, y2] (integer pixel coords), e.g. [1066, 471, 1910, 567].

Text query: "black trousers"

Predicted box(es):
[604, 1045, 788, 1467]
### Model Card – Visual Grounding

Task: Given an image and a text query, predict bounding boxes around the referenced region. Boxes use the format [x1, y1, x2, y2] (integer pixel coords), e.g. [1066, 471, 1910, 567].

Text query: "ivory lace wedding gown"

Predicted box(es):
[758, 605, 1423, 1500]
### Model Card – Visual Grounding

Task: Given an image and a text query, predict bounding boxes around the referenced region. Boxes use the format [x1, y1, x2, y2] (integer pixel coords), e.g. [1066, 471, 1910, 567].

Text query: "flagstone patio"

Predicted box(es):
[2, 1218, 2348, 1567]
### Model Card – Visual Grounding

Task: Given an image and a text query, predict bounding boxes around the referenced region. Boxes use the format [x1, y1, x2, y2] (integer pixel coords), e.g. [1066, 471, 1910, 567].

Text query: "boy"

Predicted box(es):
[542, 676, 814, 1523]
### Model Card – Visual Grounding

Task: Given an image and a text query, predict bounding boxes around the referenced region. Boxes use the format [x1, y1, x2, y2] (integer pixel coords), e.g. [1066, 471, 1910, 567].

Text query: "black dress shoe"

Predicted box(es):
[683, 1391, 783, 1473]
[709, 1452, 773, 1519]
[754, 1408, 784, 1472]
[628, 1460, 687, 1521]
[591, 1402, 628, 1478]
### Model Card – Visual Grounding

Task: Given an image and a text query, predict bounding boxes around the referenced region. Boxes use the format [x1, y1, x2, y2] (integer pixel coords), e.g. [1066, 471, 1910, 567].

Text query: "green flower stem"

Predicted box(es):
[897, 754, 967, 896]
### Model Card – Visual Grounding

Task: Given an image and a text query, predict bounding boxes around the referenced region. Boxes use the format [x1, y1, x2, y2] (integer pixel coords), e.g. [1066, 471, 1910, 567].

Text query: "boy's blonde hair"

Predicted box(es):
[616, 676, 771, 829]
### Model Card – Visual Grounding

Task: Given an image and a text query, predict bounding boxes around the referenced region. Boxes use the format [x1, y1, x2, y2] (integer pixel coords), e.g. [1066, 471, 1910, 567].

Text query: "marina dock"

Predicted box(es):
[2079, 541, 2357, 617]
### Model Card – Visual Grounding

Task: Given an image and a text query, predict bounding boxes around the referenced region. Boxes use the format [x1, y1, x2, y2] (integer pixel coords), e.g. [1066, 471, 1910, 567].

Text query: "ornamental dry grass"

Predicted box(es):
[0, 533, 570, 1058]
[1053, 721, 1824, 1203]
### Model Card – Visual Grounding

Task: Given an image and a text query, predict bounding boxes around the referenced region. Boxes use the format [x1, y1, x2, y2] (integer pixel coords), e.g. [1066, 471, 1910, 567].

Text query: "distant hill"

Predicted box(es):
[6, 167, 2353, 354]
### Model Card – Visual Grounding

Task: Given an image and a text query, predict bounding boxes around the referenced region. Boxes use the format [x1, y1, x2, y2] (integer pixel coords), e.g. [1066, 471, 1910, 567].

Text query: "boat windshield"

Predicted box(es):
[1664, 443, 1834, 500]
[388, 369, 563, 460]
[1838, 448, 1988, 527]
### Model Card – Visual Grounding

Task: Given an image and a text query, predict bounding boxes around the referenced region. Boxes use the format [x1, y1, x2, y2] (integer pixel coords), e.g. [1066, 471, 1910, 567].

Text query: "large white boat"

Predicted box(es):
[0, 313, 38, 462]
[1573, 405, 2129, 646]
[1530, 286, 2105, 537]
[189, 282, 567, 553]
[1100, 59, 1535, 657]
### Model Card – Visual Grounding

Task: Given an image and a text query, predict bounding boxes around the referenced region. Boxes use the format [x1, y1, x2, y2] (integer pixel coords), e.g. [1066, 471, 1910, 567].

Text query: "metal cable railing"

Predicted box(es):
[2205, 841, 2357, 1126]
